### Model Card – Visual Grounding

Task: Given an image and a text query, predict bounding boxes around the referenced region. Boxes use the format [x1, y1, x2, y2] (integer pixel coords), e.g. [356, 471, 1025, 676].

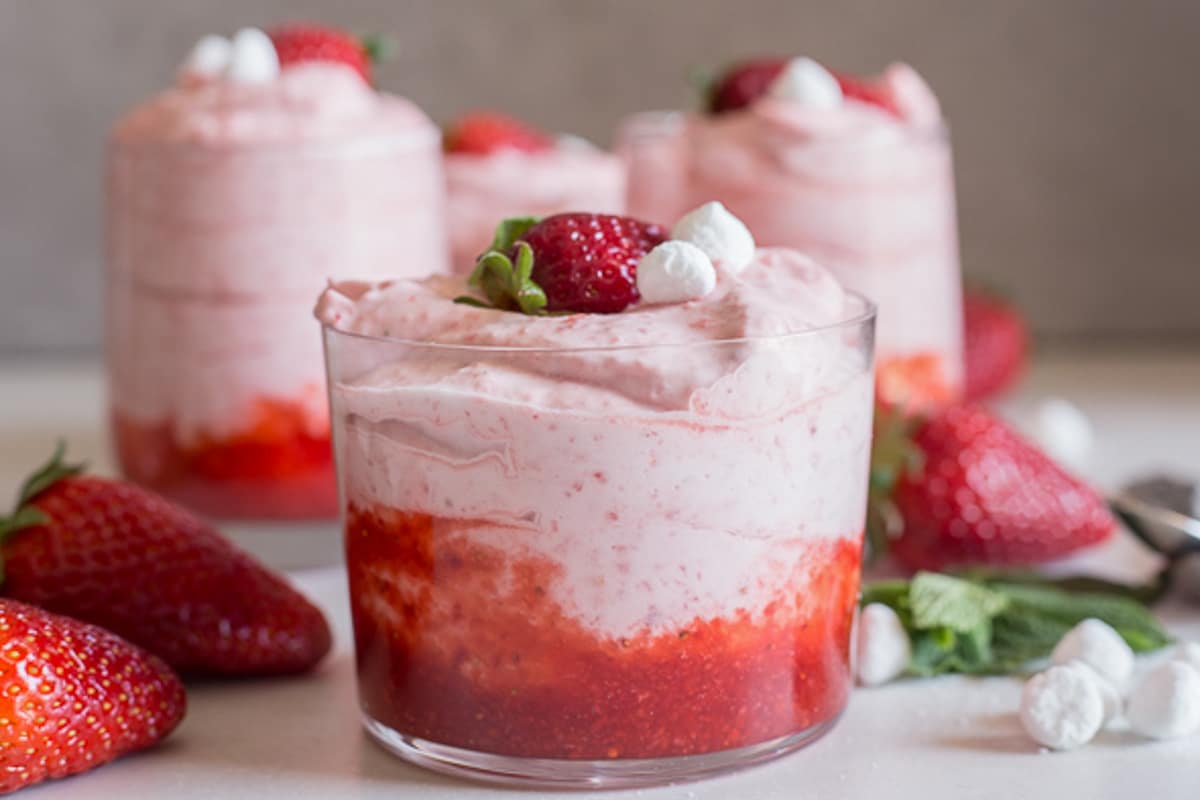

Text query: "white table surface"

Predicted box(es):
[3, 351, 1200, 799]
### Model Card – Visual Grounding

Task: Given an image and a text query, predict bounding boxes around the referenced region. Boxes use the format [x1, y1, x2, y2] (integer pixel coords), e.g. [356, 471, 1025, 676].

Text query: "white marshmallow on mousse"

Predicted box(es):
[855, 603, 911, 687]
[670, 202, 756, 275]
[1050, 618, 1135, 689]
[766, 57, 844, 110]
[636, 241, 717, 305]
[225, 28, 280, 84]
[1127, 660, 1200, 740]
[181, 35, 233, 80]
[1019, 664, 1105, 751]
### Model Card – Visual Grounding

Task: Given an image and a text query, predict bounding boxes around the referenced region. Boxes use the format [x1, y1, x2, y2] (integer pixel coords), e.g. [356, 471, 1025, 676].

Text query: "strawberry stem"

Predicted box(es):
[0, 442, 83, 542]
[455, 217, 549, 315]
[359, 33, 394, 66]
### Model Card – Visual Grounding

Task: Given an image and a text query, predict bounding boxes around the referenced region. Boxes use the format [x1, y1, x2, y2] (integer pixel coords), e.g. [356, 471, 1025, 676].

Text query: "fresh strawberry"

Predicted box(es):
[873, 405, 1114, 571]
[0, 447, 331, 677]
[963, 289, 1029, 402]
[444, 112, 555, 155]
[269, 23, 378, 83]
[832, 70, 902, 115]
[706, 57, 788, 114]
[0, 599, 185, 794]
[465, 214, 668, 314]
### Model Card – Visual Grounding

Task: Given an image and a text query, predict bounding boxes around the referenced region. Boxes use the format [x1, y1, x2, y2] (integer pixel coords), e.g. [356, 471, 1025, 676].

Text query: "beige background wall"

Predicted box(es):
[2, 0, 1199, 354]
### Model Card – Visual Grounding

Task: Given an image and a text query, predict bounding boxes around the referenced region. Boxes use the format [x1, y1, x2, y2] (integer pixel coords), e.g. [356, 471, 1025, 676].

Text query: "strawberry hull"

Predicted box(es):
[346, 506, 861, 760]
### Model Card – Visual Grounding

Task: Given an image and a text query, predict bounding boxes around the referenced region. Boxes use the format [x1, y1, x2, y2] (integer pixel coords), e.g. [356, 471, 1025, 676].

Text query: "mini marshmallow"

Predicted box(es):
[1063, 660, 1123, 725]
[1019, 664, 1105, 751]
[636, 241, 717, 305]
[669, 202, 756, 275]
[1172, 641, 1200, 672]
[225, 27, 279, 84]
[1033, 398, 1094, 470]
[766, 57, 843, 110]
[182, 35, 233, 78]
[1050, 618, 1134, 689]
[855, 603, 911, 687]
[1127, 661, 1200, 740]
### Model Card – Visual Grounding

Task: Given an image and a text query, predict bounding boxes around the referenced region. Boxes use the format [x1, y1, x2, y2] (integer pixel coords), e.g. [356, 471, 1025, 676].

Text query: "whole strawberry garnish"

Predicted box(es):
[707, 57, 788, 114]
[0, 446, 331, 677]
[0, 599, 185, 794]
[832, 70, 902, 115]
[964, 289, 1029, 402]
[463, 214, 667, 314]
[873, 405, 1114, 571]
[444, 112, 555, 155]
[269, 23, 385, 84]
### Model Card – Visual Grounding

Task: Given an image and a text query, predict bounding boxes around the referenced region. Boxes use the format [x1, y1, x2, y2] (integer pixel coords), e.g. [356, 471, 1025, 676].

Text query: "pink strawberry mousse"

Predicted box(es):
[637, 62, 963, 410]
[444, 142, 625, 271]
[107, 59, 448, 519]
[317, 246, 872, 639]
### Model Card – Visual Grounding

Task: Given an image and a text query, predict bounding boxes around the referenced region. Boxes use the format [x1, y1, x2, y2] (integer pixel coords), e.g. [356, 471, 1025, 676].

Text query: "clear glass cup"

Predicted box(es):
[324, 295, 876, 788]
[615, 110, 689, 226]
[106, 133, 447, 520]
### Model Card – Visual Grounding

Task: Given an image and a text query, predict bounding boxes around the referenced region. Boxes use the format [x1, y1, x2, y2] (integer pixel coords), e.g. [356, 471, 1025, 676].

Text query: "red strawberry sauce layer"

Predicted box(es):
[346, 505, 862, 760]
[113, 397, 336, 520]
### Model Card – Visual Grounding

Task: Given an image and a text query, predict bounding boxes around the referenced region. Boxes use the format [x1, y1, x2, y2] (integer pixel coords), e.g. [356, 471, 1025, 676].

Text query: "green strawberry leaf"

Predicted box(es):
[460, 219, 548, 315]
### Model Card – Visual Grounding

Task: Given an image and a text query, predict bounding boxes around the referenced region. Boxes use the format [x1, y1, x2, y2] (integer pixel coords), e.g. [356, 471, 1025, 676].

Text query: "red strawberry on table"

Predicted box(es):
[443, 112, 555, 155]
[963, 288, 1030, 402]
[0, 599, 185, 794]
[871, 404, 1114, 571]
[465, 214, 668, 314]
[0, 446, 331, 677]
[269, 23, 384, 83]
[706, 57, 788, 114]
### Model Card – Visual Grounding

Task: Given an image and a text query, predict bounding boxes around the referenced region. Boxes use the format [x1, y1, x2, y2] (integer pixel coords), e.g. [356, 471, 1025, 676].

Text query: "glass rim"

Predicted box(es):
[320, 290, 876, 355]
[621, 108, 950, 148]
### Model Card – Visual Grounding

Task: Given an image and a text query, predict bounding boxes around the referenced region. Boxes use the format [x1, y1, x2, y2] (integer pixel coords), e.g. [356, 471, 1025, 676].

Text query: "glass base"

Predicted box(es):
[362, 712, 841, 790]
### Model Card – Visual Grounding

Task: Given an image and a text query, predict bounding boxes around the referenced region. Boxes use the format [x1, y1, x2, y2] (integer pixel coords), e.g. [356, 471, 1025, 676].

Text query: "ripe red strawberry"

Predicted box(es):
[878, 405, 1113, 571]
[269, 23, 375, 83]
[444, 112, 555, 155]
[517, 213, 668, 313]
[0, 599, 185, 794]
[832, 70, 902, 115]
[963, 289, 1029, 402]
[707, 58, 788, 114]
[0, 447, 331, 677]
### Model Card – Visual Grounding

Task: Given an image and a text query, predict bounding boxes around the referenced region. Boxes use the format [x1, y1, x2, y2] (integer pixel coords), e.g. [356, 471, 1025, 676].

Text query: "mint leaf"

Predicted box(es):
[989, 582, 1170, 653]
[910, 572, 1009, 633]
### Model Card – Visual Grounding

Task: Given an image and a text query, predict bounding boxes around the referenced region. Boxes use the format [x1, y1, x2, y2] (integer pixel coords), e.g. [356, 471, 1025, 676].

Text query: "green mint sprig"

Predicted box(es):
[454, 217, 548, 315]
[862, 571, 1171, 677]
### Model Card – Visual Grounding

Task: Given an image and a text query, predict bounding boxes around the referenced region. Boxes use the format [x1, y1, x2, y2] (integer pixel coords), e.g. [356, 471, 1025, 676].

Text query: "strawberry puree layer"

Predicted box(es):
[642, 64, 963, 408]
[106, 64, 448, 517]
[444, 144, 625, 271]
[347, 507, 861, 758]
[320, 248, 874, 757]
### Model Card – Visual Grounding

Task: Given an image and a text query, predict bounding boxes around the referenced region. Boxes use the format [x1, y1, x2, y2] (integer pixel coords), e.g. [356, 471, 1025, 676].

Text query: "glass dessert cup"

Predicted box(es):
[324, 296, 876, 788]
[681, 122, 964, 412]
[107, 134, 447, 521]
[616, 110, 689, 226]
